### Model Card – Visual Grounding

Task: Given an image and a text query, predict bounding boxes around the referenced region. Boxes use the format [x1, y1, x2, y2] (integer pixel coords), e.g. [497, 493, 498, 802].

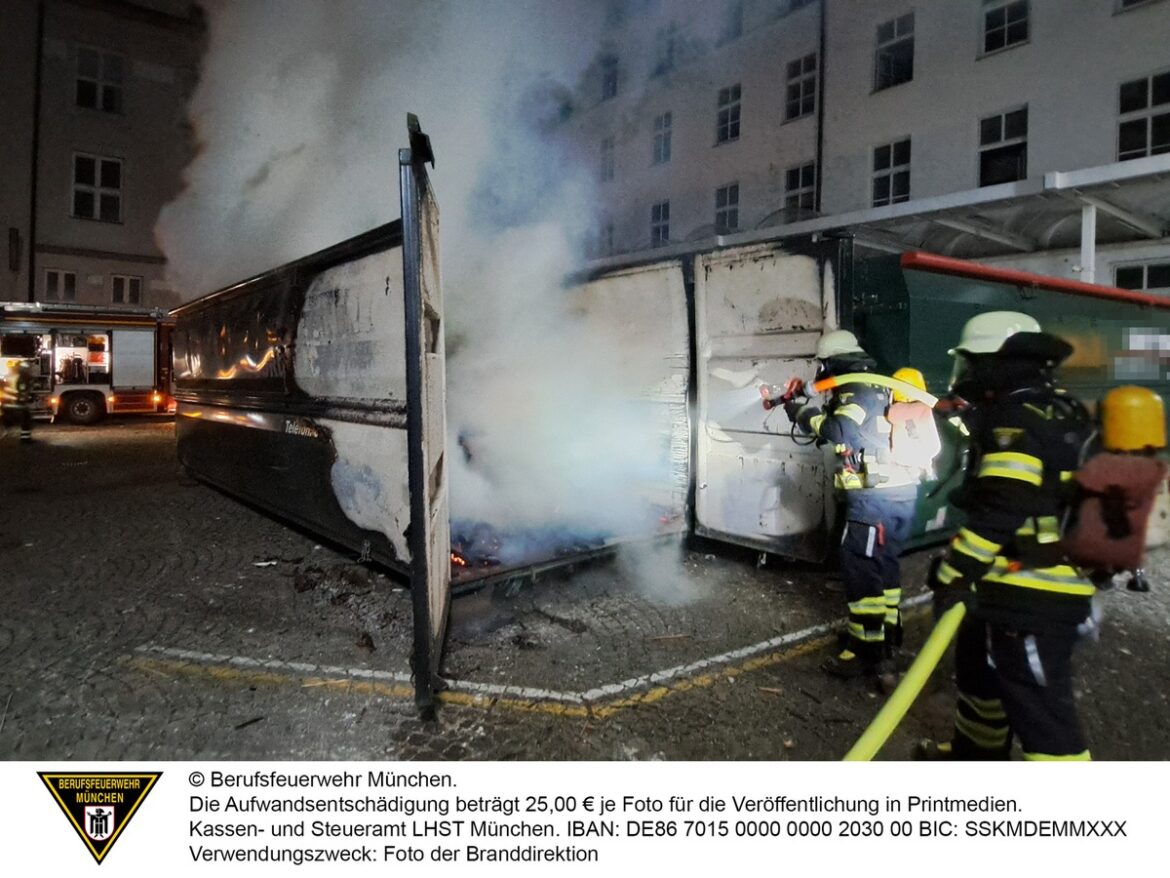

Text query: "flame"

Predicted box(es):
[450, 552, 468, 567]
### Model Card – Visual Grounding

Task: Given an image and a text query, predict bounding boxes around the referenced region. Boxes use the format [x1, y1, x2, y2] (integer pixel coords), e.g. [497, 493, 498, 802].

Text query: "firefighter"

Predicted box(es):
[920, 311, 1095, 760]
[784, 329, 918, 680]
[1, 359, 35, 443]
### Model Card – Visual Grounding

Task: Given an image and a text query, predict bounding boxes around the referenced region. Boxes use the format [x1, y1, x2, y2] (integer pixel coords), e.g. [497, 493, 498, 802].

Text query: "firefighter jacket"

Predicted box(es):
[935, 382, 1095, 630]
[793, 357, 917, 494]
[0, 364, 33, 408]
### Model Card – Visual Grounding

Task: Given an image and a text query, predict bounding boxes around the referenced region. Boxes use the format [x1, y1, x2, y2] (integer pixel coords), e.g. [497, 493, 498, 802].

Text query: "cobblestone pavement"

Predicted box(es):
[1, 421, 1168, 761]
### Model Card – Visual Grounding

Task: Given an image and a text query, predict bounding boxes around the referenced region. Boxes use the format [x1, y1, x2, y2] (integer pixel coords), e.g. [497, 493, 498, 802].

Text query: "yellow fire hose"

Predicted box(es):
[842, 602, 967, 761]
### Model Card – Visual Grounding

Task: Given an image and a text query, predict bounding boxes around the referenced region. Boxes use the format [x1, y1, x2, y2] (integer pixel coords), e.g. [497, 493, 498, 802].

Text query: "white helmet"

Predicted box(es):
[948, 311, 1041, 356]
[816, 329, 864, 360]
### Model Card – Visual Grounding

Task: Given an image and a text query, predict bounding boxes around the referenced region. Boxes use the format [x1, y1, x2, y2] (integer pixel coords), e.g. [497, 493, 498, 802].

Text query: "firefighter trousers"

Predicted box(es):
[951, 614, 1090, 760]
[839, 488, 916, 657]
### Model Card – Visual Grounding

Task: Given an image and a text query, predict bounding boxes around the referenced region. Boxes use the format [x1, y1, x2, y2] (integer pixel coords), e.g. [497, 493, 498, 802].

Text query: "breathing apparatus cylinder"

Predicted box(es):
[1101, 385, 1167, 452]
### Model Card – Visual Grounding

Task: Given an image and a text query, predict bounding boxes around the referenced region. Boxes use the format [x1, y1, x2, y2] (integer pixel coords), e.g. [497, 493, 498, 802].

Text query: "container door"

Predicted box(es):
[110, 329, 156, 388]
[400, 116, 450, 715]
[693, 243, 837, 562]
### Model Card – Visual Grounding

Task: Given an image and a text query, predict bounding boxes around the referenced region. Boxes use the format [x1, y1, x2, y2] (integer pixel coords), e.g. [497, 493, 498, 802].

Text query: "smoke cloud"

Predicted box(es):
[158, 0, 690, 583]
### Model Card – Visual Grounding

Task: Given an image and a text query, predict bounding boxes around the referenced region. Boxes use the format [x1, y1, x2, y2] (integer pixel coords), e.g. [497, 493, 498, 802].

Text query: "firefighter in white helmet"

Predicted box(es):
[784, 329, 918, 682]
[920, 311, 1095, 760]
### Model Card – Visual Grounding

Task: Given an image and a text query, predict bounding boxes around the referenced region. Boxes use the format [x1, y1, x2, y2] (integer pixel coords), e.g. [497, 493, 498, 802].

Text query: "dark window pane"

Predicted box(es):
[986, 6, 1006, 29]
[787, 59, 801, 79]
[76, 79, 97, 108]
[980, 116, 1002, 145]
[99, 193, 120, 222]
[129, 277, 141, 303]
[984, 30, 1003, 54]
[74, 155, 95, 185]
[716, 188, 727, 209]
[801, 163, 815, 187]
[1153, 72, 1170, 107]
[1119, 118, 1148, 158]
[786, 168, 799, 190]
[730, 84, 740, 102]
[1006, 19, 1028, 44]
[73, 190, 94, 217]
[874, 144, 891, 171]
[801, 93, 814, 115]
[877, 20, 894, 43]
[787, 82, 801, 103]
[1116, 266, 1145, 289]
[112, 277, 124, 303]
[100, 160, 121, 189]
[1005, 108, 1028, 139]
[63, 274, 76, 300]
[101, 85, 122, 113]
[896, 13, 914, 35]
[893, 138, 911, 165]
[46, 272, 59, 297]
[893, 169, 910, 199]
[980, 142, 1027, 186]
[873, 176, 890, 205]
[1120, 78, 1149, 114]
[1148, 264, 1170, 288]
[1152, 112, 1170, 152]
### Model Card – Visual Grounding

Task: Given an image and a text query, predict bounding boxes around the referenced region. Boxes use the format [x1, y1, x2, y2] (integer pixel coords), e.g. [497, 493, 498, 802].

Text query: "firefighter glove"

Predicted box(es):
[927, 554, 972, 620]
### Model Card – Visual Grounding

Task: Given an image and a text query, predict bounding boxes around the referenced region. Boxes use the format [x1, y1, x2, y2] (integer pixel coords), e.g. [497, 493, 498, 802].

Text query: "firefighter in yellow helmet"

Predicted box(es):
[1, 359, 35, 443]
[921, 311, 1095, 760]
[785, 329, 918, 682]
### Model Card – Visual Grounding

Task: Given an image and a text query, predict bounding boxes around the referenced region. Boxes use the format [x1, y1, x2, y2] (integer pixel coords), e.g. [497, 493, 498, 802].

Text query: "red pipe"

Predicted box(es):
[900, 251, 1170, 310]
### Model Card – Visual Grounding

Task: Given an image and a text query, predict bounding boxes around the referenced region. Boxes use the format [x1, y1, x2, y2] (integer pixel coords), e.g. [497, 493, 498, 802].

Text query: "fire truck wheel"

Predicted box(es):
[64, 393, 105, 425]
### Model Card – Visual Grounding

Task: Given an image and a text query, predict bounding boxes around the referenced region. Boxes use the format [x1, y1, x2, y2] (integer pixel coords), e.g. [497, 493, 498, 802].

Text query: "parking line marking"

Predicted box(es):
[131, 593, 930, 719]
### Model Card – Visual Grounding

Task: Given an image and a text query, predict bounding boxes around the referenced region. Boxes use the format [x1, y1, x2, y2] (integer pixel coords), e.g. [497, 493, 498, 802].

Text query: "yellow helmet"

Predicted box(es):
[892, 367, 926, 403]
[1101, 385, 1167, 452]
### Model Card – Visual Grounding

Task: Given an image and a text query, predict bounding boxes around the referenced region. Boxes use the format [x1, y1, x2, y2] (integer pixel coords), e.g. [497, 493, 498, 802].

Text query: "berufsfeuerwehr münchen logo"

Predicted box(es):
[38, 772, 162, 864]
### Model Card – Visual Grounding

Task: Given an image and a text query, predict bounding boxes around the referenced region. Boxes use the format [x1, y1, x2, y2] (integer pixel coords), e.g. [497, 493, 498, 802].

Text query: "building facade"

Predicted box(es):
[560, 0, 1170, 289]
[1, 0, 203, 310]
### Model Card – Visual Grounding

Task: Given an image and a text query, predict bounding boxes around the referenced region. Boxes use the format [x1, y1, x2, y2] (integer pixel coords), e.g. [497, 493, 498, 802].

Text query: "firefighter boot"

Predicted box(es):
[822, 646, 878, 680]
[912, 739, 954, 761]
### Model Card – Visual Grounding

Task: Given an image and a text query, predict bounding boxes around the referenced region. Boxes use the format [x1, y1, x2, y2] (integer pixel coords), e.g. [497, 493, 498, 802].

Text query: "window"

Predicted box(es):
[651, 200, 670, 247]
[654, 24, 678, 76]
[715, 183, 740, 233]
[1118, 71, 1170, 160]
[874, 13, 914, 91]
[1116, 262, 1170, 291]
[598, 221, 615, 257]
[717, 84, 741, 143]
[112, 275, 142, 305]
[72, 153, 122, 221]
[979, 107, 1027, 186]
[983, 1, 1029, 54]
[76, 46, 124, 113]
[722, 1, 744, 42]
[600, 137, 615, 182]
[873, 138, 911, 206]
[1118, 0, 1160, 11]
[601, 55, 618, 101]
[785, 161, 816, 212]
[45, 269, 77, 302]
[653, 112, 672, 164]
[785, 52, 817, 120]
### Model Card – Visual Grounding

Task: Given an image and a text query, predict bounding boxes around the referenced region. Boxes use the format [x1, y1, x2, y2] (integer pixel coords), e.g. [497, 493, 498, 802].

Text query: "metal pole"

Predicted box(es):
[1080, 202, 1097, 285]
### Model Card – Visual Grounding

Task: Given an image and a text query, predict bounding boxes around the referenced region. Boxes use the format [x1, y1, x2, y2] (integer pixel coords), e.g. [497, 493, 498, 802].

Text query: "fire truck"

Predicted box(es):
[0, 302, 174, 424]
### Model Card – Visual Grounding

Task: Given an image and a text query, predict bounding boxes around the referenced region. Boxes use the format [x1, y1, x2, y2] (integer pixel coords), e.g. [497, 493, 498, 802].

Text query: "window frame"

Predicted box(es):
[872, 137, 912, 207]
[1115, 261, 1170, 291]
[44, 268, 78, 302]
[650, 200, 671, 247]
[600, 136, 615, 182]
[71, 152, 123, 223]
[784, 161, 817, 213]
[1117, 68, 1170, 161]
[716, 83, 742, 144]
[873, 12, 915, 92]
[715, 182, 740, 234]
[653, 112, 673, 165]
[978, 105, 1028, 187]
[76, 44, 125, 114]
[784, 52, 818, 121]
[111, 274, 143, 305]
[980, 0, 1030, 57]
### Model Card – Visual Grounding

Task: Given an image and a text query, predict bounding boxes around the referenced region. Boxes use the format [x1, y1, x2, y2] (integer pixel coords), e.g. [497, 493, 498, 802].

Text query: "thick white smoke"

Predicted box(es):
[157, 0, 684, 567]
